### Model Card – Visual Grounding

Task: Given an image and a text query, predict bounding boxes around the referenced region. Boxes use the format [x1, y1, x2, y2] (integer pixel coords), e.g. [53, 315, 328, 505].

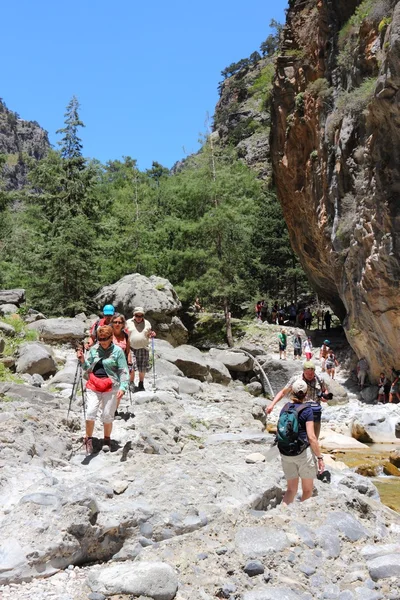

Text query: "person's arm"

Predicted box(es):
[266, 387, 289, 414]
[116, 349, 129, 393]
[306, 420, 325, 473]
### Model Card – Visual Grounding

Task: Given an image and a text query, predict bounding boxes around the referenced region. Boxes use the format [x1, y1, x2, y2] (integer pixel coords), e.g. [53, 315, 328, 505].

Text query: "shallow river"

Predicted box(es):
[333, 443, 400, 513]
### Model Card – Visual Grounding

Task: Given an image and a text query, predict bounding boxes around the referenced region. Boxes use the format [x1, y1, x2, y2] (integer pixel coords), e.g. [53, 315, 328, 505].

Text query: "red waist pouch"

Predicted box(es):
[87, 372, 113, 393]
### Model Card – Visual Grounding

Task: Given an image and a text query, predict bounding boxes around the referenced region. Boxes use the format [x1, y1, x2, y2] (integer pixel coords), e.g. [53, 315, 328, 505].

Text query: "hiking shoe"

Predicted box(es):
[102, 437, 111, 452]
[138, 381, 145, 391]
[84, 436, 93, 455]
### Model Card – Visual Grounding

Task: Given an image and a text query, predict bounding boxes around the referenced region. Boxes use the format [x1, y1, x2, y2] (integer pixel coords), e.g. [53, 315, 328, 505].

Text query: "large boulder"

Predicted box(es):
[15, 342, 57, 377]
[88, 561, 179, 599]
[50, 358, 80, 386]
[208, 348, 254, 372]
[157, 344, 209, 381]
[319, 374, 349, 405]
[205, 356, 232, 385]
[27, 318, 85, 342]
[261, 357, 302, 395]
[0, 304, 19, 316]
[351, 407, 400, 444]
[0, 322, 16, 337]
[320, 429, 369, 450]
[94, 273, 188, 346]
[0, 289, 25, 306]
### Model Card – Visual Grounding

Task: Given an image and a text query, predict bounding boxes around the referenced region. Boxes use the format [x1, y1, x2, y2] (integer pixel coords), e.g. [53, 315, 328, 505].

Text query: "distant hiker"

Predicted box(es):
[194, 297, 203, 313]
[289, 304, 297, 325]
[324, 310, 332, 331]
[255, 300, 263, 320]
[316, 307, 323, 330]
[377, 372, 389, 403]
[319, 339, 330, 372]
[76, 325, 129, 454]
[325, 351, 339, 379]
[278, 307, 286, 326]
[271, 303, 278, 324]
[303, 336, 313, 361]
[276, 378, 325, 505]
[304, 308, 312, 329]
[126, 307, 156, 392]
[357, 357, 369, 390]
[278, 329, 287, 360]
[87, 304, 115, 348]
[267, 360, 332, 439]
[389, 368, 400, 403]
[260, 301, 269, 322]
[292, 334, 302, 360]
[297, 309, 305, 328]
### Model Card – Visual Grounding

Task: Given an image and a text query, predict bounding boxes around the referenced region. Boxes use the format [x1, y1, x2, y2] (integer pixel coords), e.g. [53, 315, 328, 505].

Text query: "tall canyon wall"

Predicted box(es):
[271, 0, 400, 378]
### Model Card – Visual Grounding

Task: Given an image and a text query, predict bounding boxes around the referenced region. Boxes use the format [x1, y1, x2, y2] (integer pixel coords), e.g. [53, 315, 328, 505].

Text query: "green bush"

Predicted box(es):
[306, 78, 333, 99]
[295, 92, 305, 115]
[378, 16, 392, 33]
[336, 78, 376, 116]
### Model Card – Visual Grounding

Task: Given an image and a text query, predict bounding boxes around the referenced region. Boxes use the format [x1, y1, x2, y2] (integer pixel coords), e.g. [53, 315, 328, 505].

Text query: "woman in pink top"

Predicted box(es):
[111, 313, 131, 408]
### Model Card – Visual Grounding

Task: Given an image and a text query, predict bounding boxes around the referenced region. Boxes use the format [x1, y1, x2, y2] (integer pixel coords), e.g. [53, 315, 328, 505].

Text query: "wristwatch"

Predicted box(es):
[317, 456, 323, 460]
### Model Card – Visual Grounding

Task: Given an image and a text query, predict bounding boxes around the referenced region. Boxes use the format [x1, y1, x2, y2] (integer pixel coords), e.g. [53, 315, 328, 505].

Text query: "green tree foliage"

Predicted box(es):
[24, 97, 101, 314]
[1, 99, 311, 319]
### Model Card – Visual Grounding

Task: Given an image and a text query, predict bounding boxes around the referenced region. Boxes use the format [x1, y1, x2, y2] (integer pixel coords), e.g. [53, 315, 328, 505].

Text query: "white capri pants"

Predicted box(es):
[86, 388, 118, 424]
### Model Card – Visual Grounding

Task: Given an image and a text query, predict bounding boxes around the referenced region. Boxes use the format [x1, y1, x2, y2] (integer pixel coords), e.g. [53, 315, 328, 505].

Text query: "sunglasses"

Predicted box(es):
[135, 315, 144, 318]
[98, 336, 112, 341]
[112, 321, 124, 325]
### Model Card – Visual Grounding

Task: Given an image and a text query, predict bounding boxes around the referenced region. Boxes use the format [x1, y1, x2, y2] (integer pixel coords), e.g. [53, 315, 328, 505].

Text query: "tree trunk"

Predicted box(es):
[224, 297, 233, 347]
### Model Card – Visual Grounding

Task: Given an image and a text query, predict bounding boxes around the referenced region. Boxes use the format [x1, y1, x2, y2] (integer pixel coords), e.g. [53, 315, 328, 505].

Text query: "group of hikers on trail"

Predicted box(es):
[278, 333, 339, 379]
[75, 305, 155, 455]
[266, 360, 333, 504]
[255, 301, 332, 330]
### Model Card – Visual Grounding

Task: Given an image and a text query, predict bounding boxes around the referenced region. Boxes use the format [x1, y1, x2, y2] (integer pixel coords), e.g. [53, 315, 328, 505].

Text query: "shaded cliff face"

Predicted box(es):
[270, 0, 400, 378]
[0, 99, 50, 189]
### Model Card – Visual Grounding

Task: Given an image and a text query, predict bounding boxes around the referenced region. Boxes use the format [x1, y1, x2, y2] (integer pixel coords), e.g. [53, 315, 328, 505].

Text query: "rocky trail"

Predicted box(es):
[1, 323, 400, 600]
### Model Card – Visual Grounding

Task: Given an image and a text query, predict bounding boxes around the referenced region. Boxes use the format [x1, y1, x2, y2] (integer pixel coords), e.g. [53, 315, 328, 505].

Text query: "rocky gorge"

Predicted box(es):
[1, 279, 400, 600]
[270, 0, 400, 379]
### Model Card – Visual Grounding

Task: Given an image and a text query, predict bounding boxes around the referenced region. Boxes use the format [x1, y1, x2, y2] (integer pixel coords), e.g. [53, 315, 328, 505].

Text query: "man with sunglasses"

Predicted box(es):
[126, 307, 156, 392]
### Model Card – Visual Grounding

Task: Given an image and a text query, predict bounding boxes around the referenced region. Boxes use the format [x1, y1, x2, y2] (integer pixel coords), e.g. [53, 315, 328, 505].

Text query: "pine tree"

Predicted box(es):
[27, 97, 100, 314]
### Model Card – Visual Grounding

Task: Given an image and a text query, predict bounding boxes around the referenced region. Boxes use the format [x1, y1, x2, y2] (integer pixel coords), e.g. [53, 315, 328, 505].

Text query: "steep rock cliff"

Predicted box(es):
[0, 99, 50, 189]
[214, 57, 273, 179]
[270, 0, 400, 378]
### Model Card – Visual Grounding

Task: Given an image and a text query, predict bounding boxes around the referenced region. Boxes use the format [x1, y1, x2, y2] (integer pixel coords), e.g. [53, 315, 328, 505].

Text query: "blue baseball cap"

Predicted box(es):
[103, 304, 115, 316]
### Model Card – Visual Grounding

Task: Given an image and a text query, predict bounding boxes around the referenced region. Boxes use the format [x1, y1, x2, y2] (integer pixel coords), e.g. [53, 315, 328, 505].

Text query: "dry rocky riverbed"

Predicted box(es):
[1, 338, 400, 600]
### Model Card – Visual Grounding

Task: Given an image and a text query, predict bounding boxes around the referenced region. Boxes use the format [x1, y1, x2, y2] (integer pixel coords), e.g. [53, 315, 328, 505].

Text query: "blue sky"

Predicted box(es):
[2, 0, 288, 170]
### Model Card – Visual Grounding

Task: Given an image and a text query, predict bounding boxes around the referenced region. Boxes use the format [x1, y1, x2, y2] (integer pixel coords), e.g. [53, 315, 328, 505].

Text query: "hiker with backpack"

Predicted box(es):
[126, 307, 156, 392]
[266, 360, 332, 439]
[87, 304, 115, 348]
[276, 379, 325, 505]
[325, 350, 339, 379]
[76, 325, 129, 454]
[319, 339, 330, 372]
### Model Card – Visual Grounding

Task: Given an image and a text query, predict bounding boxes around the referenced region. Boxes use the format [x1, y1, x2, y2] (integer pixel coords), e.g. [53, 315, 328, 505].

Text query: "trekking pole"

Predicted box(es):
[67, 359, 81, 423]
[79, 365, 87, 422]
[151, 336, 156, 389]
